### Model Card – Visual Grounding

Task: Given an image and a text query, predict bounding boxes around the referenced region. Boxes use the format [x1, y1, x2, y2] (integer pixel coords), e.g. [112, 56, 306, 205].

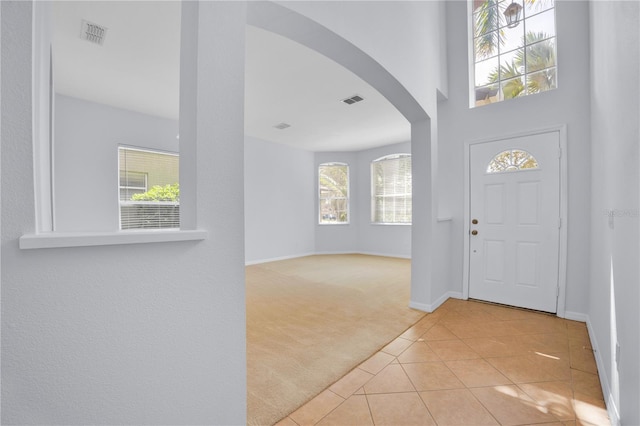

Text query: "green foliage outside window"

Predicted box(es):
[131, 183, 179, 202]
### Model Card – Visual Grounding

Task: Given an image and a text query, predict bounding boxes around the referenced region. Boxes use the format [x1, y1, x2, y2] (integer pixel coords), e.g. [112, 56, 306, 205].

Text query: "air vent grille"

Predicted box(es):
[342, 95, 364, 105]
[80, 20, 108, 46]
[274, 122, 291, 130]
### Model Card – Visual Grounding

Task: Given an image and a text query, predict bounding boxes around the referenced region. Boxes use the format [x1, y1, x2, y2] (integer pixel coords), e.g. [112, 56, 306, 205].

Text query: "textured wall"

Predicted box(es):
[1, 2, 247, 424]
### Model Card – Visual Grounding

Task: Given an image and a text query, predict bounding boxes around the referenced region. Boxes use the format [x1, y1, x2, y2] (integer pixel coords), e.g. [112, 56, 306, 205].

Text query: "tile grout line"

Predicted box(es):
[443, 310, 501, 425]
[309, 389, 345, 426]
[362, 393, 375, 425]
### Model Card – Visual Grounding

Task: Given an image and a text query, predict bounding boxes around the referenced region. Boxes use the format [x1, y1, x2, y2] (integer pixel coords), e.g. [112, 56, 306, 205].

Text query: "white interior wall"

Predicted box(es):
[55, 95, 318, 264]
[244, 136, 315, 264]
[53, 94, 179, 232]
[1, 2, 247, 424]
[439, 0, 592, 316]
[588, 1, 640, 424]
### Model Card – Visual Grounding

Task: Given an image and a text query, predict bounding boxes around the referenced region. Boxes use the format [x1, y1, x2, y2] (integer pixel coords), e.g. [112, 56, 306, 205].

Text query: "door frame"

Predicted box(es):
[462, 125, 569, 317]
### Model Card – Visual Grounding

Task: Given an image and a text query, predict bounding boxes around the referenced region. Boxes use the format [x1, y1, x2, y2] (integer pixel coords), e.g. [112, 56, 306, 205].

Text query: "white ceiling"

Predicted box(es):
[53, 1, 410, 152]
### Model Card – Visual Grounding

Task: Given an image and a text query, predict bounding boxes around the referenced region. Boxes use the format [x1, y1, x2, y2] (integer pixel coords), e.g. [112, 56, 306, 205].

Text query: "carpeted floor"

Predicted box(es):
[246, 254, 425, 426]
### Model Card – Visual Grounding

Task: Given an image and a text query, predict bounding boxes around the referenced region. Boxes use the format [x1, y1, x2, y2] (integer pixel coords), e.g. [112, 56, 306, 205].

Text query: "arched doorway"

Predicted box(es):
[244, 3, 437, 424]
[246, 0, 435, 314]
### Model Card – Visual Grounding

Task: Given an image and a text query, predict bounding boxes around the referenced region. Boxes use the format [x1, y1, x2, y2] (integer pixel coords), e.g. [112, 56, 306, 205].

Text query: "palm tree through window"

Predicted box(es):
[471, 0, 557, 107]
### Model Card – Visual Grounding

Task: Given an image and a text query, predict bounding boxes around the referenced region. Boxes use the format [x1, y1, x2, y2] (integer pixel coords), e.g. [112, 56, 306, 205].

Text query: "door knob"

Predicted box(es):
[471, 230, 478, 235]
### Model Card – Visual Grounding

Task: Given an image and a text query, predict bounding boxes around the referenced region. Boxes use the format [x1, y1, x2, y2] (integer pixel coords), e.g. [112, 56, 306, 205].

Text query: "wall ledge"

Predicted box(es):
[19, 229, 208, 249]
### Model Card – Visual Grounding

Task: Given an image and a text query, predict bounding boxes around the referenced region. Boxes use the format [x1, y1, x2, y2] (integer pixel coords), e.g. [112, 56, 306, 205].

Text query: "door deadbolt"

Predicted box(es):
[472, 219, 478, 224]
[471, 230, 478, 235]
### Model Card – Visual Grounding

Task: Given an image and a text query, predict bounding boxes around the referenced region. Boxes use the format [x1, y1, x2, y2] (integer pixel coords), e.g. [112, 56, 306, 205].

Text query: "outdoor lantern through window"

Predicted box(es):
[504, 2, 523, 28]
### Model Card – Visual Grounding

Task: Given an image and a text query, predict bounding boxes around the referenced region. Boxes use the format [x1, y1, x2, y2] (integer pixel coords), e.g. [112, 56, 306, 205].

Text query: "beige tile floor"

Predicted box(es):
[276, 299, 610, 426]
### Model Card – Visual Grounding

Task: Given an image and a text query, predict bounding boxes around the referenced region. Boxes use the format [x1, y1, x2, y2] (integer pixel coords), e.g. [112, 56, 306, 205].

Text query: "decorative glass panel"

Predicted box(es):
[487, 149, 539, 173]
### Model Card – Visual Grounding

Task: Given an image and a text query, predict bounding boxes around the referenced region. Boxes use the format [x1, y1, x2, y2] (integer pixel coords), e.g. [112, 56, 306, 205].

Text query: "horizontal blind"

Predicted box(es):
[118, 147, 180, 229]
[319, 163, 349, 223]
[371, 154, 412, 223]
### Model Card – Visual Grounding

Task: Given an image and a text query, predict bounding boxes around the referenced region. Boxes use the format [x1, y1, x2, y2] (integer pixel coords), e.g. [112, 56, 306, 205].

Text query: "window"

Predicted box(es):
[318, 163, 349, 224]
[118, 147, 179, 230]
[371, 154, 412, 224]
[471, 0, 557, 107]
[487, 149, 539, 172]
[119, 171, 147, 200]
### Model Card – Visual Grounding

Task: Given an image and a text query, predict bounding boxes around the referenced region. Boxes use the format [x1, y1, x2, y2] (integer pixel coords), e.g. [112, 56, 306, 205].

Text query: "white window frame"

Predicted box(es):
[371, 153, 412, 225]
[318, 162, 350, 225]
[118, 146, 180, 230]
[468, 0, 558, 108]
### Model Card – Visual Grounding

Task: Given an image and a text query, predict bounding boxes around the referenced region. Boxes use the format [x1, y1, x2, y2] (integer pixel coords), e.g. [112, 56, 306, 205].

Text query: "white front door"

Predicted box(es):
[469, 131, 560, 313]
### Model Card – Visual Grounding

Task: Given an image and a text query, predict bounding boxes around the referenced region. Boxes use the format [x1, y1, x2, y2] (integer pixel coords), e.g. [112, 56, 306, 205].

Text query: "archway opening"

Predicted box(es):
[244, 3, 434, 424]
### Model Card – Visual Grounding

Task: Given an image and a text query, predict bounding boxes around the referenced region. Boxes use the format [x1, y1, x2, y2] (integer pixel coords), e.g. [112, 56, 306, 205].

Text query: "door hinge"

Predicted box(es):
[558, 147, 562, 158]
[558, 217, 562, 229]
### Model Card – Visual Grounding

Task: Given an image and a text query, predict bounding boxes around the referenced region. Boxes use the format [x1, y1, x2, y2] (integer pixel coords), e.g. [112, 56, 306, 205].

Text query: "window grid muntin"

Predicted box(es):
[471, 0, 557, 106]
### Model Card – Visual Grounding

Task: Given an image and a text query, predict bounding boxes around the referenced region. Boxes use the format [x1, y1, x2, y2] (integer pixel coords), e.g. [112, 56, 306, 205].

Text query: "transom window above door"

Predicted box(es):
[487, 149, 539, 173]
[470, 0, 557, 107]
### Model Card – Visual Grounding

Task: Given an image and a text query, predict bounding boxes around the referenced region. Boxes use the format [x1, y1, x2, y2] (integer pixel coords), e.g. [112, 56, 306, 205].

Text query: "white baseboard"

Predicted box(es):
[564, 310, 589, 323]
[408, 300, 432, 312]
[358, 251, 411, 259]
[410, 291, 463, 313]
[249, 251, 411, 265]
[313, 250, 358, 256]
[428, 293, 449, 312]
[585, 316, 621, 426]
[245, 252, 315, 266]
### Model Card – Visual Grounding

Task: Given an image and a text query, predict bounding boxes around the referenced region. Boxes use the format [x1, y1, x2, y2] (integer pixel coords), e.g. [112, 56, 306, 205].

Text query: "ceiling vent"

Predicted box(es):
[273, 122, 291, 130]
[342, 95, 364, 105]
[80, 20, 108, 46]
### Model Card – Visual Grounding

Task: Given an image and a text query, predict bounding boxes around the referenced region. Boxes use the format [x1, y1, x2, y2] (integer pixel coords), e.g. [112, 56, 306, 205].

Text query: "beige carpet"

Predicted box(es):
[246, 254, 425, 426]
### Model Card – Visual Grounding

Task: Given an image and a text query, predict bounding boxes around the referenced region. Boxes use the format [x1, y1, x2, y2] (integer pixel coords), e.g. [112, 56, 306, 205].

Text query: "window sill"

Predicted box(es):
[19, 229, 208, 250]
